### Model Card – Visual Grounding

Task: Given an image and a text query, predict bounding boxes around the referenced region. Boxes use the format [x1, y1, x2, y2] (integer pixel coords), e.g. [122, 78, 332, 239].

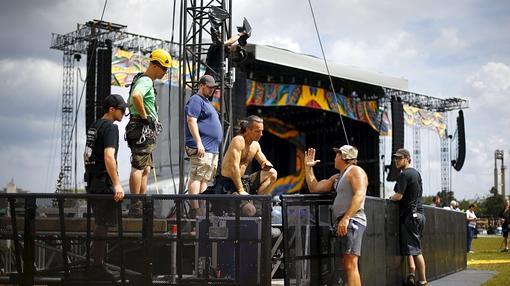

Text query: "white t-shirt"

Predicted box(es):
[466, 209, 477, 228]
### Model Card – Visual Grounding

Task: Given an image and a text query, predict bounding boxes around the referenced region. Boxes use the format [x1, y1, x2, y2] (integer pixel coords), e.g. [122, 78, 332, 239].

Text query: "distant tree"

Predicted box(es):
[478, 187, 504, 217]
[422, 195, 435, 206]
[458, 199, 470, 212]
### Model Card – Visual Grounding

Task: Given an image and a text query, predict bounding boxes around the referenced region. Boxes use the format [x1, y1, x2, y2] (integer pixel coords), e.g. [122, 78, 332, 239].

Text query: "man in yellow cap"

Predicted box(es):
[125, 49, 171, 216]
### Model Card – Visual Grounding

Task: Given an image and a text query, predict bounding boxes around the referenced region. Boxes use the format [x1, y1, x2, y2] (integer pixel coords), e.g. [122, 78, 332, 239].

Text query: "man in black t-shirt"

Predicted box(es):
[389, 148, 428, 286]
[83, 94, 126, 278]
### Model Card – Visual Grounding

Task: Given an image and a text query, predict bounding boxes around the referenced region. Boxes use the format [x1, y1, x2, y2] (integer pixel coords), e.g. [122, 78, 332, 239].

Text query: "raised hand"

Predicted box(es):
[304, 148, 320, 167]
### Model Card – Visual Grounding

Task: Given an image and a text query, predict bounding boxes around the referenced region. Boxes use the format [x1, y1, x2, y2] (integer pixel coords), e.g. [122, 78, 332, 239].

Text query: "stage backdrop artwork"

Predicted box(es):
[403, 105, 447, 138]
[262, 117, 305, 195]
[111, 48, 179, 87]
[245, 79, 391, 135]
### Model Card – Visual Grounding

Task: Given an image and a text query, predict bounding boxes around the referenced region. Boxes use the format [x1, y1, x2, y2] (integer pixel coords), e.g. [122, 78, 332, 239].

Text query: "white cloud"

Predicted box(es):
[328, 31, 418, 71]
[0, 58, 61, 102]
[466, 62, 510, 94]
[431, 27, 468, 51]
[257, 37, 302, 53]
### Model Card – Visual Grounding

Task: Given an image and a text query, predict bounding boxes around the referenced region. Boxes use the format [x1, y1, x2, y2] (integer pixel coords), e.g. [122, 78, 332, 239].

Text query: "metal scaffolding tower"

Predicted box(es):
[495, 150, 506, 198]
[440, 112, 450, 193]
[383, 88, 469, 112]
[50, 20, 175, 192]
[179, 1, 233, 194]
[55, 50, 75, 192]
[384, 88, 468, 193]
[413, 126, 421, 173]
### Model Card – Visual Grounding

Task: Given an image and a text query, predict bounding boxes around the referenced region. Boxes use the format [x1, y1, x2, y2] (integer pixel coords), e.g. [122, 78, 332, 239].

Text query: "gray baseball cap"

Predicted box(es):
[199, 74, 218, 87]
[393, 148, 411, 158]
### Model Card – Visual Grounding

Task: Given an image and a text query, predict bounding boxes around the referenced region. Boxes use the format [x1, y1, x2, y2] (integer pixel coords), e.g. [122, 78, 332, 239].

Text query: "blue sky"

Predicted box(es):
[0, 0, 509, 199]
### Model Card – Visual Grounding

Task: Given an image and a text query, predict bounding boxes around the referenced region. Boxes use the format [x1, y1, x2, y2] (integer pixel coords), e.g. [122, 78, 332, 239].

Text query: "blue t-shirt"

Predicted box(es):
[185, 94, 223, 153]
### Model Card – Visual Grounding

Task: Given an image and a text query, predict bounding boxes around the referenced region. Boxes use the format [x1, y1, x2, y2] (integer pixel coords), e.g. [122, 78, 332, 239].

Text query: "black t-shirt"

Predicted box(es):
[501, 208, 510, 228]
[394, 167, 424, 218]
[85, 118, 119, 175]
[205, 43, 226, 78]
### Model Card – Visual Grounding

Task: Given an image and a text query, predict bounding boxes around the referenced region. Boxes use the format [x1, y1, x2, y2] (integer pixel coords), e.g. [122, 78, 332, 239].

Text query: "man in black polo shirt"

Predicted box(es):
[84, 94, 126, 279]
[389, 148, 428, 286]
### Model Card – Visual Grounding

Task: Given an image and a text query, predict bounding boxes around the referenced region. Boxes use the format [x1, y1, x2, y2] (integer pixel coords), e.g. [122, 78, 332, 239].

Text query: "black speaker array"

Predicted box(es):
[85, 40, 97, 130]
[452, 110, 466, 171]
[387, 97, 404, 181]
[85, 39, 112, 130]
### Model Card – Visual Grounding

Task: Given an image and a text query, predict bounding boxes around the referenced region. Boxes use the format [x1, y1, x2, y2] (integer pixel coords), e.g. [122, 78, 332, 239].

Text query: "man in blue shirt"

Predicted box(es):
[185, 75, 223, 216]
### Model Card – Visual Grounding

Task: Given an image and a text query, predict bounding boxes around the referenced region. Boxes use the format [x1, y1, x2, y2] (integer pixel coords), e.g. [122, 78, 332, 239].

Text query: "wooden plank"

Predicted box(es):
[0, 217, 169, 233]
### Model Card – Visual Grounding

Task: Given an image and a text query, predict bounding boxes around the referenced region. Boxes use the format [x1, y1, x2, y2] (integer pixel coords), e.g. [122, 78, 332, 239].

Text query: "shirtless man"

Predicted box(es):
[219, 115, 277, 197]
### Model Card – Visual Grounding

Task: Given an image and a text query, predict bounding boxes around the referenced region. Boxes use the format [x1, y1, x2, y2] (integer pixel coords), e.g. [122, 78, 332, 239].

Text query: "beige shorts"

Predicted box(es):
[186, 147, 219, 181]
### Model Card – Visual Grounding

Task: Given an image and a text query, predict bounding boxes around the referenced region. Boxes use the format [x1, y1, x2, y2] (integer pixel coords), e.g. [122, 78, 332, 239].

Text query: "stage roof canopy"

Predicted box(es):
[245, 44, 408, 91]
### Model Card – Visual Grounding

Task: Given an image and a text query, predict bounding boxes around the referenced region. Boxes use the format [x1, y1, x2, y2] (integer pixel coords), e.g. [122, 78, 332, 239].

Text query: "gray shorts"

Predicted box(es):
[337, 219, 366, 256]
[400, 212, 425, 256]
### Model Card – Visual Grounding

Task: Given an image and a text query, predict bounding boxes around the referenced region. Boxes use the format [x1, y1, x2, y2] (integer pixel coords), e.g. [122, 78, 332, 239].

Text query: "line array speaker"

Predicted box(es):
[387, 97, 404, 181]
[452, 110, 466, 171]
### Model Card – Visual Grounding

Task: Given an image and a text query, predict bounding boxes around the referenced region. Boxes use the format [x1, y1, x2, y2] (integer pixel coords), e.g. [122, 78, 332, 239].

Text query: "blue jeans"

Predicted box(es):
[467, 226, 475, 252]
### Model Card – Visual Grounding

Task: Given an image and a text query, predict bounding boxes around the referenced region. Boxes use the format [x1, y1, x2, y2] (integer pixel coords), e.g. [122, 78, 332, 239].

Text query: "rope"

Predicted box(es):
[306, 0, 350, 145]
[153, 167, 160, 195]
[56, 0, 109, 191]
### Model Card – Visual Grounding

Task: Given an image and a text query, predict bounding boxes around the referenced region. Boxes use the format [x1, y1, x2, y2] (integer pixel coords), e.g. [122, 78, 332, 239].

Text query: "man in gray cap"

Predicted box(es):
[389, 148, 428, 286]
[304, 145, 368, 286]
[185, 75, 223, 216]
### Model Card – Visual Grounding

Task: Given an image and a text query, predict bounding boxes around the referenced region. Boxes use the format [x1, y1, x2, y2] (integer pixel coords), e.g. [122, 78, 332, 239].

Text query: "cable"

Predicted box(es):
[306, 0, 350, 145]
[45, 81, 63, 193]
[166, 0, 178, 194]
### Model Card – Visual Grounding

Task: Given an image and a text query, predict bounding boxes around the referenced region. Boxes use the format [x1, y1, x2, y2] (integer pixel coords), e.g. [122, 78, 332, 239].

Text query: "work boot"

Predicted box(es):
[405, 274, 415, 286]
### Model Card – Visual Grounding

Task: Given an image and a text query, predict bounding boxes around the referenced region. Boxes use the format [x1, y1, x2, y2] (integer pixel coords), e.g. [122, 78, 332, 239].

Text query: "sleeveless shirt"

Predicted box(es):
[331, 166, 367, 226]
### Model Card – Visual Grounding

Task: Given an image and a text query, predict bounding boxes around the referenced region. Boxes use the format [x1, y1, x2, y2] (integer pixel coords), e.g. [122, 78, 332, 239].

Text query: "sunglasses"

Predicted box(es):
[156, 62, 168, 72]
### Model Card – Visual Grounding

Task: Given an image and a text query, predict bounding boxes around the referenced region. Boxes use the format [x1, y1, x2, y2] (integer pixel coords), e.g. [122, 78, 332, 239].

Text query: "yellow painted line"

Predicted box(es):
[468, 259, 510, 265]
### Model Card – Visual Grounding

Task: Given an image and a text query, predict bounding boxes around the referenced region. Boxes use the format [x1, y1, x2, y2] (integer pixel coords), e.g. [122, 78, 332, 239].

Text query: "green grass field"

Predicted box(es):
[468, 236, 510, 285]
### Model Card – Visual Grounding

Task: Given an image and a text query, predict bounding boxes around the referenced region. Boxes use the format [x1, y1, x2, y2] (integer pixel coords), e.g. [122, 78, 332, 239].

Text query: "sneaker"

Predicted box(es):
[406, 274, 415, 286]
[468, 250, 474, 254]
[501, 248, 509, 252]
[416, 282, 428, 286]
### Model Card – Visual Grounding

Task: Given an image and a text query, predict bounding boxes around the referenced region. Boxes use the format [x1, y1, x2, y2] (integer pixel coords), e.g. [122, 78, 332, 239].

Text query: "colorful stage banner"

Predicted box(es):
[245, 79, 390, 134]
[111, 48, 179, 87]
[404, 105, 446, 138]
[263, 118, 305, 195]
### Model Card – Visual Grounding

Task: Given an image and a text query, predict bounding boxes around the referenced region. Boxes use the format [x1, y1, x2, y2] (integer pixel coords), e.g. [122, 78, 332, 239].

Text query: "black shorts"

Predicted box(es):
[203, 175, 255, 216]
[87, 175, 119, 227]
[245, 172, 261, 194]
[503, 227, 509, 238]
[400, 213, 425, 256]
[91, 199, 119, 227]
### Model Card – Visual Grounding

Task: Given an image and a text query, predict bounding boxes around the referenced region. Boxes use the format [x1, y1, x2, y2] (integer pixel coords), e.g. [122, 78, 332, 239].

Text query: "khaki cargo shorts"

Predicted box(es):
[186, 146, 219, 181]
[130, 143, 154, 170]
